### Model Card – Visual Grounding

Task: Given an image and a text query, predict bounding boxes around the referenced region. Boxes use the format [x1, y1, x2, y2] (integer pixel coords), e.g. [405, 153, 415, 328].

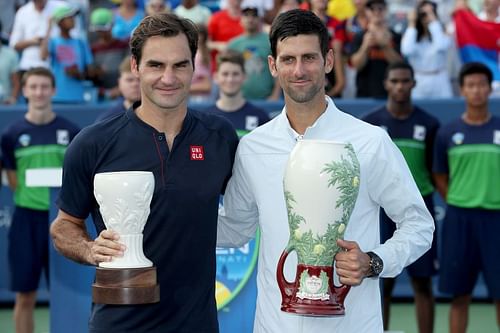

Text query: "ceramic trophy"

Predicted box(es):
[277, 140, 360, 316]
[92, 171, 160, 304]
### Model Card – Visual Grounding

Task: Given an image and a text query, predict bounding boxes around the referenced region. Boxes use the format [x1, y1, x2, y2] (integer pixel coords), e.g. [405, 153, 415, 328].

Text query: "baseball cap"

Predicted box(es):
[52, 5, 80, 24]
[241, 6, 261, 17]
[90, 8, 114, 31]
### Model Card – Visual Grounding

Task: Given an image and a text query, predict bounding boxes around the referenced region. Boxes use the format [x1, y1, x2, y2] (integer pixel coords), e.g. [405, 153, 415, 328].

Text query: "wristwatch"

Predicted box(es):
[366, 251, 384, 278]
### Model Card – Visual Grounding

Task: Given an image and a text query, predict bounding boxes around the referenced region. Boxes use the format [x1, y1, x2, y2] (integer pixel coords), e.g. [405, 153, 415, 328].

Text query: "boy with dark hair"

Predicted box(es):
[363, 61, 439, 333]
[0, 67, 79, 333]
[205, 49, 270, 137]
[433, 62, 500, 333]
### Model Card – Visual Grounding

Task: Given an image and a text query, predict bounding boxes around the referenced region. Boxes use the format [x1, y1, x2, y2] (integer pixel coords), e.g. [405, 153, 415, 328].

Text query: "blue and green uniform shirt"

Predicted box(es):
[363, 106, 440, 196]
[433, 115, 500, 209]
[0, 116, 80, 210]
[204, 101, 270, 138]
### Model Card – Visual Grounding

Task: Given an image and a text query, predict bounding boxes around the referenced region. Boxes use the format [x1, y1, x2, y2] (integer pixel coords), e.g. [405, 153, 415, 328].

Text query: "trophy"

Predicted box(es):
[277, 140, 360, 316]
[92, 171, 160, 304]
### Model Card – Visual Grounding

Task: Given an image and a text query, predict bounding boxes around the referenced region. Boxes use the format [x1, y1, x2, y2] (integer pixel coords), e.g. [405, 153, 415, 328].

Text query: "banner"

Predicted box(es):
[454, 8, 500, 81]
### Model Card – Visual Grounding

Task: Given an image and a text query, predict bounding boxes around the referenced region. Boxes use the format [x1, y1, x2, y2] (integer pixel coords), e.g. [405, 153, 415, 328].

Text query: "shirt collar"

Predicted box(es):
[279, 96, 341, 141]
[126, 102, 193, 136]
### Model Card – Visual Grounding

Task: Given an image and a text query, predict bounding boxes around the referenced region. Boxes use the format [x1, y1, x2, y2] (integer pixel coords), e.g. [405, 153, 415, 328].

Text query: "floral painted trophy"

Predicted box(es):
[277, 140, 360, 316]
[92, 171, 160, 304]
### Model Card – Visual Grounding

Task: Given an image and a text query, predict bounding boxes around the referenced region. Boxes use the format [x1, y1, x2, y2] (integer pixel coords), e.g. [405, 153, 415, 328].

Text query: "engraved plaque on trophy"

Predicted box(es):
[92, 171, 160, 304]
[277, 140, 360, 316]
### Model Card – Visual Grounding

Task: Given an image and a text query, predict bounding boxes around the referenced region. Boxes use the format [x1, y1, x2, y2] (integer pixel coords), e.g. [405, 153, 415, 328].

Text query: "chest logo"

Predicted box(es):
[19, 134, 31, 147]
[413, 125, 426, 141]
[56, 130, 70, 145]
[493, 130, 500, 145]
[190, 145, 204, 160]
[245, 116, 259, 131]
[452, 132, 465, 145]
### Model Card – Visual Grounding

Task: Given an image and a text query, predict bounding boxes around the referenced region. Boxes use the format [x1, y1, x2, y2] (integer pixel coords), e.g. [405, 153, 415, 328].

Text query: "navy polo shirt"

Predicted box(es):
[58, 105, 238, 332]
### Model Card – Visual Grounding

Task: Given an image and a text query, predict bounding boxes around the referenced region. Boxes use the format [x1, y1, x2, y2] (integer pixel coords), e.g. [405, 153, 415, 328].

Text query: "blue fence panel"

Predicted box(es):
[0, 98, 500, 317]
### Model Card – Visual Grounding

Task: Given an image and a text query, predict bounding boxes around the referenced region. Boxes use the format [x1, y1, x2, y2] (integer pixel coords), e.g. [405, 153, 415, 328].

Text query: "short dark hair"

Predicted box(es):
[269, 9, 329, 60]
[459, 62, 493, 86]
[216, 49, 245, 73]
[366, 0, 386, 9]
[22, 67, 56, 88]
[130, 13, 198, 68]
[385, 61, 415, 80]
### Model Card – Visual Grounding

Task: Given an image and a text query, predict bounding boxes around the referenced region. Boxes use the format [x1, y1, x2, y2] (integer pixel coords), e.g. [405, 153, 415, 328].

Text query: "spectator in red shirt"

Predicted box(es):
[207, 0, 244, 72]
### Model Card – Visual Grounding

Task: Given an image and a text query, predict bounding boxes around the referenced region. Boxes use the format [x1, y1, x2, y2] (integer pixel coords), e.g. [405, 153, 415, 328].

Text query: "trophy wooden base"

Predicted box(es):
[92, 266, 160, 305]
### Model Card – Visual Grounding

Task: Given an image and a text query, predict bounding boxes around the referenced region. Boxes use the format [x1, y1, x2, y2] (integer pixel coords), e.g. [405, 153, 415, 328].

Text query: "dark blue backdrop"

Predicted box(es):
[0, 98, 499, 332]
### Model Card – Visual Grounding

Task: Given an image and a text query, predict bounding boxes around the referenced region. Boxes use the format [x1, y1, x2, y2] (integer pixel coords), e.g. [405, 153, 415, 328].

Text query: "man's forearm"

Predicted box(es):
[350, 47, 369, 70]
[14, 38, 40, 52]
[383, 46, 403, 63]
[50, 217, 95, 266]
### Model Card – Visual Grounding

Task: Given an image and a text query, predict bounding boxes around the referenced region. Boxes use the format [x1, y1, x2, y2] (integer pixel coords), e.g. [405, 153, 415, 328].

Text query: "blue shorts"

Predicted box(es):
[8, 206, 50, 292]
[438, 205, 500, 299]
[380, 194, 438, 278]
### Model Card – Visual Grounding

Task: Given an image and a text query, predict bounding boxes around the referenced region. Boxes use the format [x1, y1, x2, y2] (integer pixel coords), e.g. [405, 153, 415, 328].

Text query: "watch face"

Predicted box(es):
[368, 252, 383, 276]
[372, 257, 383, 274]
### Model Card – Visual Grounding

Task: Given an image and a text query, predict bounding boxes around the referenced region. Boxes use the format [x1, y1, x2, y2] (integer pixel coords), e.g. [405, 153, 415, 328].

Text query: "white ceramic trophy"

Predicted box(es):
[277, 140, 360, 316]
[92, 171, 160, 304]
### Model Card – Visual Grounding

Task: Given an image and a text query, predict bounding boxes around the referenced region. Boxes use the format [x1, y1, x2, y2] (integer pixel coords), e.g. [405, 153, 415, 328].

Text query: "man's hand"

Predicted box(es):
[90, 230, 126, 266]
[361, 31, 377, 50]
[334, 239, 371, 286]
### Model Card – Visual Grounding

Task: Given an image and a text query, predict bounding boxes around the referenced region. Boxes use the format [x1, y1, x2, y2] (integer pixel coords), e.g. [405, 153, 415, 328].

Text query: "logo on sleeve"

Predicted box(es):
[190, 145, 204, 160]
[452, 132, 464, 145]
[413, 125, 426, 141]
[494, 130, 500, 145]
[245, 116, 259, 131]
[19, 134, 31, 147]
[56, 130, 70, 145]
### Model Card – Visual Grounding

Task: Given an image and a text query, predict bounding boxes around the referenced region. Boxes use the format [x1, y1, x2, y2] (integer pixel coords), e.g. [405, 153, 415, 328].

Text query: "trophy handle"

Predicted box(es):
[276, 245, 295, 303]
[331, 260, 351, 306]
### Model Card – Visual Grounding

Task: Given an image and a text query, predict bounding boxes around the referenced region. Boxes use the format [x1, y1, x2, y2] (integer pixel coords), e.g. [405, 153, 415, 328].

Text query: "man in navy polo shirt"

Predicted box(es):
[50, 13, 238, 333]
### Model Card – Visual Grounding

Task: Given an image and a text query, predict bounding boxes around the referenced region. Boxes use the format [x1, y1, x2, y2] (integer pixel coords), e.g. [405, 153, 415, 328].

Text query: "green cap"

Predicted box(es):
[90, 8, 114, 31]
[52, 5, 80, 24]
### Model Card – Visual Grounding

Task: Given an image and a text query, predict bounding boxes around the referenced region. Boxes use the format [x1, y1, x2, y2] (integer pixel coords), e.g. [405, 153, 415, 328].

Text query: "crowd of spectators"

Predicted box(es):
[0, 0, 498, 106]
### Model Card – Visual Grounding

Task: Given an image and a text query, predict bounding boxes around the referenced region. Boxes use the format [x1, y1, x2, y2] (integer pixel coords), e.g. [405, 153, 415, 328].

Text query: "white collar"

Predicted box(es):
[278, 96, 340, 141]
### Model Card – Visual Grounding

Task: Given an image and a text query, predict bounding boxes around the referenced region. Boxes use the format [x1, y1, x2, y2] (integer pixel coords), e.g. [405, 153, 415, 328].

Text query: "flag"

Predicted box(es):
[454, 8, 500, 81]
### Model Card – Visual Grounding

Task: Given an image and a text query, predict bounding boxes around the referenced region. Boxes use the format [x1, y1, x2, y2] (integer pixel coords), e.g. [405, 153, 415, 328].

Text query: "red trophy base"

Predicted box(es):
[277, 252, 350, 317]
[281, 297, 346, 316]
[92, 266, 160, 305]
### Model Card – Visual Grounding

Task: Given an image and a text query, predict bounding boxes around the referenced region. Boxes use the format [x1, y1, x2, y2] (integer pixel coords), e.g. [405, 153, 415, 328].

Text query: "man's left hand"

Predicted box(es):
[334, 239, 372, 286]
